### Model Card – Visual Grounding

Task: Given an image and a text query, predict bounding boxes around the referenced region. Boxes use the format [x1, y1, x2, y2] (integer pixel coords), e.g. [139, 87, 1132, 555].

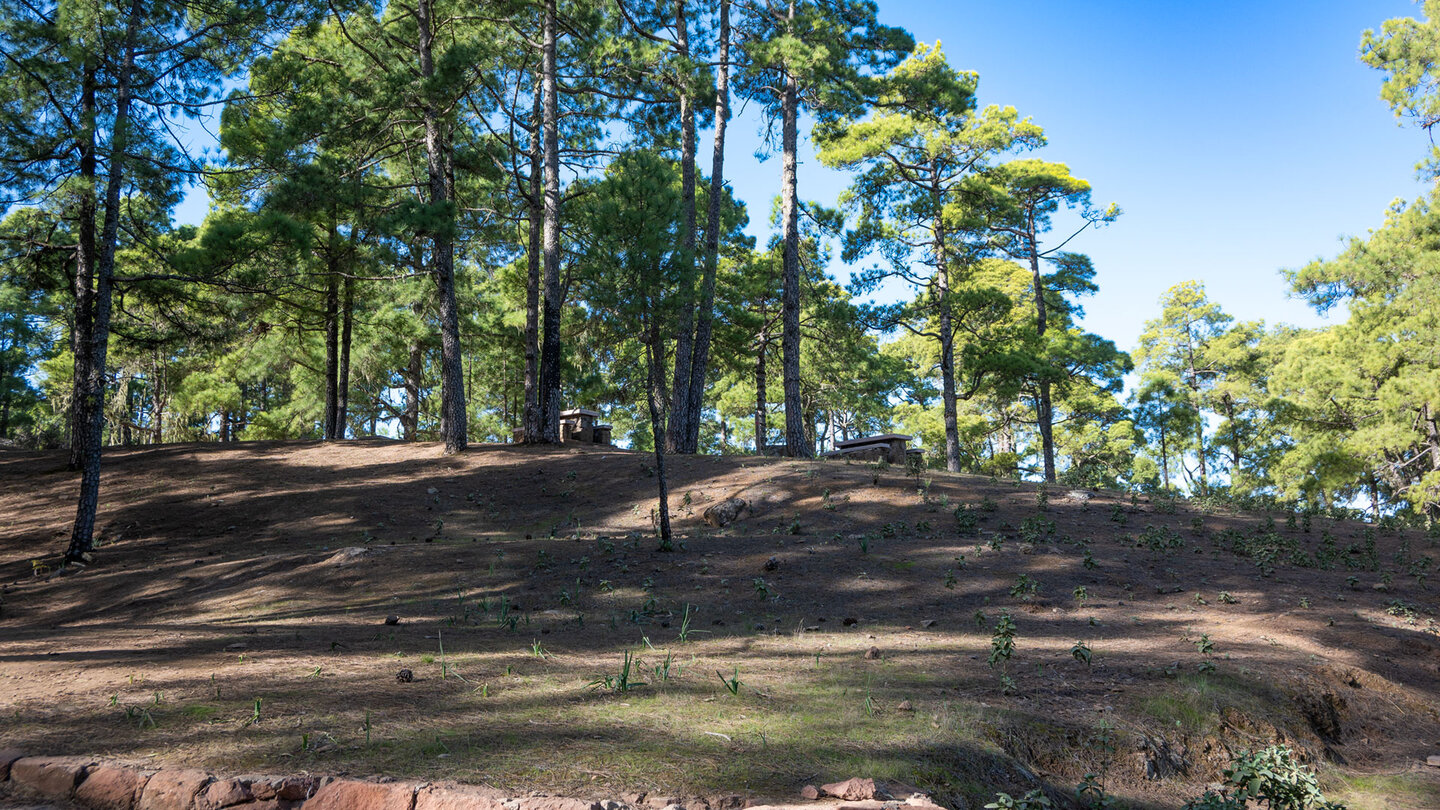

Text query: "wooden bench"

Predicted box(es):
[510, 409, 613, 446]
[561, 409, 612, 446]
[823, 433, 915, 465]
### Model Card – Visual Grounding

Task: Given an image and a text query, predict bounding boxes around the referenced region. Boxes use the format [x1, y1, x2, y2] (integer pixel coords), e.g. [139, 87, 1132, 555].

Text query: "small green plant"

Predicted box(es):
[1109, 503, 1128, 525]
[1076, 773, 1112, 809]
[1035, 485, 1049, 511]
[985, 789, 1053, 809]
[1385, 599, 1417, 622]
[653, 650, 676, 682]
[998, 674, 1018, 695]
[1218, 591, 1238, 604]
[1137, 524, 1186, 552]
[716, 666, 742, 696]
[1195, 633, 1215, 655]
[531, 639, 550, 658]
[589, 650, 645, 693]
[677, 603, 698, 642]
[1071, 640, 1092, 667]
[988, 611, 1017, 694]
[944, 569, 958, 589]
[1181, 745, 1346, 810]
[954, 505, 979, 535]
[1073, 585, 1089, 605]
[1019, 514, 1056, 545]
[1009, 573, 1041, 601]
[752, 577, 772, 599]
[1083, 548, 1098, 569]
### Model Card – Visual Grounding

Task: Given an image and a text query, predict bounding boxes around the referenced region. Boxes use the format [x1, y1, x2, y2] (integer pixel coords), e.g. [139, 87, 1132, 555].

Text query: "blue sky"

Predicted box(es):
[716, 0, 1427, 352]
[175, 1, 1427, 355]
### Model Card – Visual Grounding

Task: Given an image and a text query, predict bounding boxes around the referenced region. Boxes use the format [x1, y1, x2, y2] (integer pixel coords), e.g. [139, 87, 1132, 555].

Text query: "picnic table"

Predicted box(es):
[509, 409, 613, 445]
[560, 409, 612, 445]
[823, 433, 918, 465]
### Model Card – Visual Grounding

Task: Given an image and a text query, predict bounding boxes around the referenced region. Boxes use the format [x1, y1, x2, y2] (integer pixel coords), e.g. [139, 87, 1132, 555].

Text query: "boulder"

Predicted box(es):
[10, 757, 90, 800]
[305, 779, 415, 810]
[702, 498, 747, 527]
[194, 777, 254, 810]
[75, 766, 150, 810]
[415, 784, 509, 810]
[819, 779, 878, 801]
[246, 775, 317, 802]
[0, 750, 24, 781]
[514, 798, 601, 810]
[137, 769, 213, 810]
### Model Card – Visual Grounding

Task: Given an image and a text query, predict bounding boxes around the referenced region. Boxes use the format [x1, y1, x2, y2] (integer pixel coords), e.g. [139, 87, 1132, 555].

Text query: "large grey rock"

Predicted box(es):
[702, 498, 747, 527]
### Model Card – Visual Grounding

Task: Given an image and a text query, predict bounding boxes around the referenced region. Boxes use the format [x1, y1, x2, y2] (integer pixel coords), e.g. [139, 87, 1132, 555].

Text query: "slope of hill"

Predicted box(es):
[1, 441, 1437, 809]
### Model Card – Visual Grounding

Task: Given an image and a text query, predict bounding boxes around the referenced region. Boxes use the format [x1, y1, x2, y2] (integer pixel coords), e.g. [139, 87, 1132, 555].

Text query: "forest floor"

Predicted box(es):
[0, 440, 1438, 810]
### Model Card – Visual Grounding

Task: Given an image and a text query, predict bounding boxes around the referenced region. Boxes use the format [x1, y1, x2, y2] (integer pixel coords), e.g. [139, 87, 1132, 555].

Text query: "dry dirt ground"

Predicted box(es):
[1, 440, 1438, 810]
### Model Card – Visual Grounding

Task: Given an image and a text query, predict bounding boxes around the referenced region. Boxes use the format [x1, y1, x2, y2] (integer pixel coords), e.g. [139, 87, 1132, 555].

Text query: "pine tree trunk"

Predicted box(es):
[755, 334, 767, 454]
[684, 0, 729, 454]
[1423, 403, 1440, 522]
[523, 81, 543, 443]
[67, 0, 141, 563]
[667, 0, 698, 453]
[539, 0, 564, 443]
[1026, 213, 1055, 482]
[337, 273, 353, 437]
[779, 44, 807, 458]
[1192, 386, 1207, 496]
[646, 319, 673, 549]
[417, 0, 466, 453]
[404, 339, 422, 441]
[935, 214, 960, 473]
[1160, 425, 1170, 490]
[323, 257, 340, 440]
[68, 59, 98, 472]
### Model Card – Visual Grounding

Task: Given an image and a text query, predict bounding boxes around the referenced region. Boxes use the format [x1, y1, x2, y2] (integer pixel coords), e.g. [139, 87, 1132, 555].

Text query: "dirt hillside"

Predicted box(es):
[1, 440, 1437, 809]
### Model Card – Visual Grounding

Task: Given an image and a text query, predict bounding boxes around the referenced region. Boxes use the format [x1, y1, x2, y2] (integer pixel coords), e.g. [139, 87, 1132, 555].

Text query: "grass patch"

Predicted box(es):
[1324, 771, 1440, 810]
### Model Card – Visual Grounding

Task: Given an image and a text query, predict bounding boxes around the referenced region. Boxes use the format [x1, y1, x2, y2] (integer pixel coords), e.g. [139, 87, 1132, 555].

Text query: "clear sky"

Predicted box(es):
[173, 1, 1427, 354]
[715, 0, 1428, 352]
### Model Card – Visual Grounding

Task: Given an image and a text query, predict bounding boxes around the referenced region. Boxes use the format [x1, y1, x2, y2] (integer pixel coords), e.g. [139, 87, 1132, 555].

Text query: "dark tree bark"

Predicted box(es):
[403, 337, 422, 441]
[523, 81, 543, 443]
[67, 0, 141, 563]
[417, 0, 466, 453]
[539, 0, 564, 442]
[935, 216, 960, 473]
[667, 0, 698, 453]
[755, 332, 768, 454]
[646, 318, 674, 550]
[68, 59, 98, 472]
[1025, 209, 1055, 483]
[779, 5, 807, 458]
[336, 273, 353, 437]
[322, 254, 340, 440]
[682, 0, 730, 454]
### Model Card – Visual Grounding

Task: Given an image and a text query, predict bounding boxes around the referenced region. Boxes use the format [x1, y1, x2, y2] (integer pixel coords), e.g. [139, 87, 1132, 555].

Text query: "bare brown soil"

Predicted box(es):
[1, 440, 1437, 809]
